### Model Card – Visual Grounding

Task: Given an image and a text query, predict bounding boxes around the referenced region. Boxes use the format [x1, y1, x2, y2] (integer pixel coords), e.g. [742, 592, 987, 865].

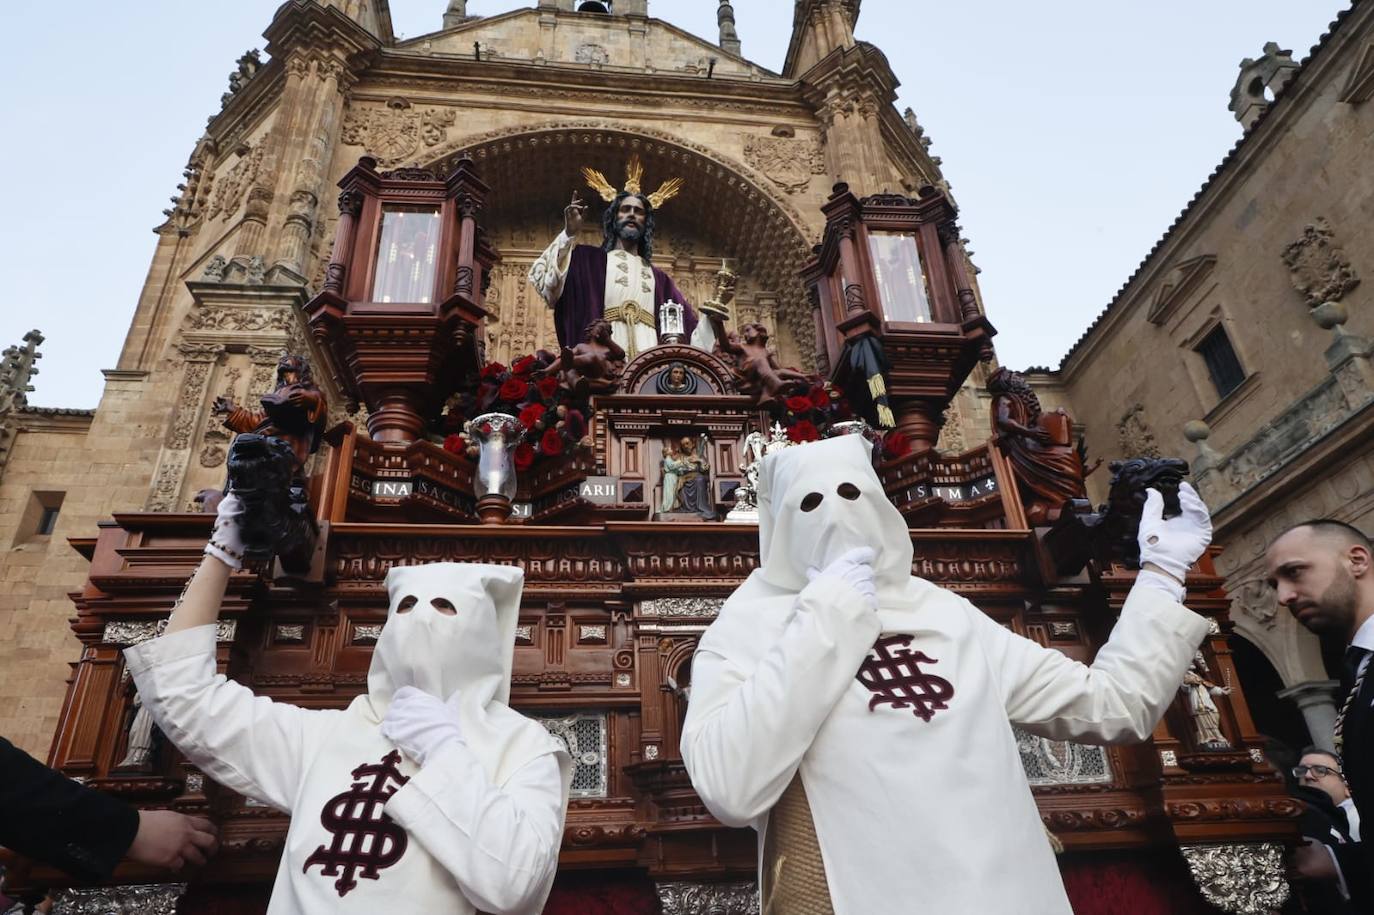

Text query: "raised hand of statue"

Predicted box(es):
[564, 192, 586, 237]
[211, 395, 236, 415]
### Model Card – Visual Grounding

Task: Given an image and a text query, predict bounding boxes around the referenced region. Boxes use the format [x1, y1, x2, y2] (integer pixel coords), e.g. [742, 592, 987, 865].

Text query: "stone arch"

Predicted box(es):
[419, 122, 819, 370]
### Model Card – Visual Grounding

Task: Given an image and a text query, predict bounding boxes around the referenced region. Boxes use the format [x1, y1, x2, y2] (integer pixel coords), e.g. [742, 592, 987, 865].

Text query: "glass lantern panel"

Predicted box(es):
[371, 206, 442, 303]
[867, 231, 932, 323]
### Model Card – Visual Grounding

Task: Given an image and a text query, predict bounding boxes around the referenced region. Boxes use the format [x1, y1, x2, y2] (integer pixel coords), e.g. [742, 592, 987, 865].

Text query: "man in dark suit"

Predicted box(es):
[1290, 747, 1364, 911]
[1267, 520, 1374, 888]
[1, 736, 218, 881]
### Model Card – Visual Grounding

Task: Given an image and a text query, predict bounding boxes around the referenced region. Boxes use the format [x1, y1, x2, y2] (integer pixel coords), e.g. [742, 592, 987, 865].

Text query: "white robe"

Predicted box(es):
[681, 435, 1209, 914]
[125, 563, 570, 915]
[529, 231, 715, 356]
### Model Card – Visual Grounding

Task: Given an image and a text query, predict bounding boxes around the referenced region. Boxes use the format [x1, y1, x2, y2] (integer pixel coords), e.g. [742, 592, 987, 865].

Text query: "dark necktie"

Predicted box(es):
[1334, 646, 1369, 753]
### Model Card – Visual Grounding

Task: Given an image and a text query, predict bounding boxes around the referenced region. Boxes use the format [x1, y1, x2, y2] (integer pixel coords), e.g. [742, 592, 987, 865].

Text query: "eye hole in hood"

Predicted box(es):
[756, 435, 913, 596]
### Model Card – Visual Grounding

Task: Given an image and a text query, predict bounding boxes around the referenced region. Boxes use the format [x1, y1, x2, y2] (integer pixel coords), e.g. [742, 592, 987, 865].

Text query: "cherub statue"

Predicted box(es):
[554, 318, 626, 397]
[1180, 652, 1232, 750]
[213, 354, 327, 477]
[711, 321, 810, 405]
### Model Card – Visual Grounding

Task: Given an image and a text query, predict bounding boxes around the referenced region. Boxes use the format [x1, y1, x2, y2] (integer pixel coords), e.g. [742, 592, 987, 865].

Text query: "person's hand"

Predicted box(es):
[380, 686, 464, 766]
[1138, 483, 1212, 584]
[563, 192, 586, 236]
[126, 810, 219, 871]
[1291, 837, 1339, 881]
[203, 493, 246, 571]
[806, 546, 878, 611]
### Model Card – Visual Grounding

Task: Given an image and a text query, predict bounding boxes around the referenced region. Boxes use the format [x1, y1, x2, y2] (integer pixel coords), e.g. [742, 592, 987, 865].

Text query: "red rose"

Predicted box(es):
[480, 362, 506, 380]
[511, 355, 537, 376]
[513, 442, 536, 470]
[787, 420, 819, 443]
[442, 433, 465, 455]
[809, 385, 831, 409]
[883, 430, 910, 458]
[537, 376, 560, 399]
[498, 377, 529, 401]
[540, 427, 565, 456]
[518, 402, 547, 429]
[785, 395, 813, 414]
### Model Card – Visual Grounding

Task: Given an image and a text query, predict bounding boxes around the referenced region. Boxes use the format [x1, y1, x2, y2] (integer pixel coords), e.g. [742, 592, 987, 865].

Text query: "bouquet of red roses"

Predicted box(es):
[438, 353, 590, 470]
[774, 381, 910, 460]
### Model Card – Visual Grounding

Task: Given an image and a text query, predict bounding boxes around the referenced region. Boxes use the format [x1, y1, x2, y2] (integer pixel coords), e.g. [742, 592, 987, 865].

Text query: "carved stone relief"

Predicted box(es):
[575, 43, 609, 65]
[742, 135, 826, 194]
[1116, 403, 1161, 459]
[1231, 579, 1278, 630]
[165, 344, 224, 451]
[937, 397, 968, 454]
[205, 139, 266, 222]
[1219, 377, 1351, 493]
[341, 98, 457, 167]
[1281, 218, 1360, 308]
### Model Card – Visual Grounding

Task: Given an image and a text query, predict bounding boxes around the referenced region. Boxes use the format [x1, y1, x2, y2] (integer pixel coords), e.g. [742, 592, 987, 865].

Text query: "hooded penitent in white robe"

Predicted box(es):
[125, 563, 571, 915]
[681, 435, 1210, 914]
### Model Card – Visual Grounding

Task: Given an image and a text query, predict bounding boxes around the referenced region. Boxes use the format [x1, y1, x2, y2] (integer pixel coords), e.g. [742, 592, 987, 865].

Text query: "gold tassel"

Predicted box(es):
[877, 404, 896, 428]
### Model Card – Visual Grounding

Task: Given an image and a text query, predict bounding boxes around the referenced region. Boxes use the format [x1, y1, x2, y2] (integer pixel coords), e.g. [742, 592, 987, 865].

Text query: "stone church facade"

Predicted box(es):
[1, 0, 1370, 766]
[0, 0, 968, 758]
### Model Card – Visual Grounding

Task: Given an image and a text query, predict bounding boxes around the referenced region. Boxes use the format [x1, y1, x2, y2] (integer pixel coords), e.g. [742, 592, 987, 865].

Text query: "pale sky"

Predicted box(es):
[0, 1, 1349, 408]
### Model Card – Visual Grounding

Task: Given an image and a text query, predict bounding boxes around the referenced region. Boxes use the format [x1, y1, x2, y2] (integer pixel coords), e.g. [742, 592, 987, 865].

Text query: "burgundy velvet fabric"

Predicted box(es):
[167, 848, 1245, 914]
[1060, 850, 1229, 915]
[554, 245, 698, 348]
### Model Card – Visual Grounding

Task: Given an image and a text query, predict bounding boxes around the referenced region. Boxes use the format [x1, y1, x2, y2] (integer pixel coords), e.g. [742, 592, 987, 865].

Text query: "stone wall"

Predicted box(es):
[1048, 5, 1374, 743]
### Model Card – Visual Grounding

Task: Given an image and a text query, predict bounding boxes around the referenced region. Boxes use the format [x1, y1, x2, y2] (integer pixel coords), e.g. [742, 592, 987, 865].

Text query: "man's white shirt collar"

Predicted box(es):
[1352, 615, 1374, 679]
[1351, 614, 1374, 652]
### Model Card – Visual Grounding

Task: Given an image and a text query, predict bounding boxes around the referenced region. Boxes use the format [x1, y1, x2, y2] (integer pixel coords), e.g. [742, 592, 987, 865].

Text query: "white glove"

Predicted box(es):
[380, 685, 465, 767]
[1137, 482, 1212, 584]
[204, 493, 246, 571]
[806, 546, 878, 612]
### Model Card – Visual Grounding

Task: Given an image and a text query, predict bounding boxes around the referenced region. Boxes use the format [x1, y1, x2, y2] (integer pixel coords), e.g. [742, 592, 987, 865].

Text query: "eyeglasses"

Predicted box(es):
[1292, 764, 1341, 779]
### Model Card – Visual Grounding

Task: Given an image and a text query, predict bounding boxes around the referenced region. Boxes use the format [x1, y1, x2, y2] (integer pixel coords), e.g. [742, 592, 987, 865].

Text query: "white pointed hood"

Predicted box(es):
[756, 434, 913, 601]
[365, 562, 563, 785]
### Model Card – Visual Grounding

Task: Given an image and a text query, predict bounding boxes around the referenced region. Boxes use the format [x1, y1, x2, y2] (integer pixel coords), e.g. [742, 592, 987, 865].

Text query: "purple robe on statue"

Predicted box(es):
[554, 245, 699, 348]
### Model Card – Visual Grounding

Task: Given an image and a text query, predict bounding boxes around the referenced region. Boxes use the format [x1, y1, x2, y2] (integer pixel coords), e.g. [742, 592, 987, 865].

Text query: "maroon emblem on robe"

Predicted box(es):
[856, 635, 955, 722]
[303, 750, 410, 897]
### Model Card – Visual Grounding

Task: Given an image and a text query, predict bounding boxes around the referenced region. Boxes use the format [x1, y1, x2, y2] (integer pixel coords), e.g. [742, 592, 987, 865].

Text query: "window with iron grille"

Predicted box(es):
[1196, 325, 1246, 399]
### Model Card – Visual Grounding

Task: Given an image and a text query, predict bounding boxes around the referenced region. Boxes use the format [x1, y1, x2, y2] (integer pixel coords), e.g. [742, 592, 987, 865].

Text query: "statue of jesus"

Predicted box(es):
[528, 156, 702, 359]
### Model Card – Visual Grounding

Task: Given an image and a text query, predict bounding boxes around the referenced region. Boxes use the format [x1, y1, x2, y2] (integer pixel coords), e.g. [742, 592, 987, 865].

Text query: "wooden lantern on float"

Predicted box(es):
[305, 156, 497, 443]
[802, 182, 996, 451]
